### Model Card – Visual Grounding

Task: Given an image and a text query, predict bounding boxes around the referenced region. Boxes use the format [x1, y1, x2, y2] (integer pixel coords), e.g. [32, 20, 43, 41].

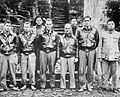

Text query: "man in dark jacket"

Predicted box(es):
[39, 18, 59, 88]
[76, 16, 99, 91]
[58, 23, 77, 89]
[0, 20, 18, 91]
[19, 21, 36, 90]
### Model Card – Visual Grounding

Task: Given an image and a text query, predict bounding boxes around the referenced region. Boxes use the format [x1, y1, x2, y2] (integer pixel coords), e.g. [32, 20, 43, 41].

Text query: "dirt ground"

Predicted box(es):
[0, 88, 120, 97]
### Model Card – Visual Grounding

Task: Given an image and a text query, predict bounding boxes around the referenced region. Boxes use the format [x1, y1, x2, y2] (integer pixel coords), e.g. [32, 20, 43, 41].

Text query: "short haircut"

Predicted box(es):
[83, 16, 91, 20]
[24, 20, 31, 26]
[4, 19, 12, 24]
[64, 23, 71, 28]
[70, 16, 77, 20]
[46, 18, 53, 24]
[107, 19, 115, 24]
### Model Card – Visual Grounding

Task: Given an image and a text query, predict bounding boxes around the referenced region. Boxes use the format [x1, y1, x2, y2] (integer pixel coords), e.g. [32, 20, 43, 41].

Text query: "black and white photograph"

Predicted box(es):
[0, 0, 120, 97]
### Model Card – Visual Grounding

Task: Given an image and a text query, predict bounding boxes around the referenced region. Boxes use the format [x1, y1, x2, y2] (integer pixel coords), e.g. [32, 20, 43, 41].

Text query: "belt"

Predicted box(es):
[41, 48, 56, 53]
[80, 48, 94, 52]
[1, 49, 16, 55]
[46, 49, 56, 53]
[22, 50, 34, 55]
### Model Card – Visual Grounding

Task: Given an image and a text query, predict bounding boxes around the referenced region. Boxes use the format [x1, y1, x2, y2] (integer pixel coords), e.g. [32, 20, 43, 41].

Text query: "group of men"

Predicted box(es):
[0, 15, 120, 93]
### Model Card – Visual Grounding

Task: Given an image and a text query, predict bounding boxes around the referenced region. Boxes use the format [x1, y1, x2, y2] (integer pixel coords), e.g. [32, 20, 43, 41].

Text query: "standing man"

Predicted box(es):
[76, 16, 99, 91]
[0, 20, 18, 91]
[19, 21, 36, 90]
[39, 18, 59, 88]
[99, 19, 120, 92]
[75, 16, 83, 36]
[70, 18, 78, 35]
[77, 16, 83, 28]
[58, 23, 77, 89]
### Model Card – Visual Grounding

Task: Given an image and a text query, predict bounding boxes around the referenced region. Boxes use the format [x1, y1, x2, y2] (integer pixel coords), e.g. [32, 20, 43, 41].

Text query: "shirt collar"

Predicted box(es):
[108, 29, 115, 34]
[83, 25, 92, 31]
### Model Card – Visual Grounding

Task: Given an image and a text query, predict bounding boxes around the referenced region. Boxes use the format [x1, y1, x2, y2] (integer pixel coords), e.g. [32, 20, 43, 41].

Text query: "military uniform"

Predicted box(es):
[19, 29, 36, 86]
[59, 34, 77, 89]
[76, 26, 99, 89]
[39, 29, 59, 88]
[0, 31, 18, 88]
[99, 30, 120, 89]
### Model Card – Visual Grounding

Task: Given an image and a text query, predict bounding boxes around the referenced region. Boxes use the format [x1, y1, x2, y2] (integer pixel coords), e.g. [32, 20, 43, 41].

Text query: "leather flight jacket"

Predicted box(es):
[40, 29, 59, 53]
[19, 30, 36, 55]
[76, 26, 99, 51]
[0, 31, 17, 55]
[58, 34, 77, 58]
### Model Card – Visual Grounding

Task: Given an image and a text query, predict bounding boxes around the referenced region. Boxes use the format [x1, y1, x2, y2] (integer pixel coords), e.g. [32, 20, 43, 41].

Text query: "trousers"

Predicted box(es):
[101, 60, 117, 89]
[39, 51, 56, 86]
[78, 50, 96, 87]
[21, 53, 36, 85]
[0, 53, 18, 86]
[60, 57, 75, 88]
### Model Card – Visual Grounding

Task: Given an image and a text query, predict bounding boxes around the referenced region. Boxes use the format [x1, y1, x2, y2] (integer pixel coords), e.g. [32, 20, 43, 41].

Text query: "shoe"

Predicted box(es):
[88, 87, 93, 92]
[12, 86, 19, 91]
[118, 88, 120, 92]
[9, 84, 14, 88]
[60, 88, 65, 91]
[71, 88, 75, 92]
[41, 83, 46, 89]
[50, 82, 55, 88]
[78, 88, 84, 92]
[117, 88, 120, 92]
[112, 88, 118, 93]
[20, 85, 27, 90]
[102, 87, 109, 91]
[0, 87, 4, 92]
[31, 85, 36, 90]
[87, 84, 93, 92]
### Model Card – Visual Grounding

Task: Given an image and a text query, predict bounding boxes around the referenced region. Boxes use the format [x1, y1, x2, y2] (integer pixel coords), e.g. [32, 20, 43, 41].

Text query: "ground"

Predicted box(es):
[0, 88, 120, 97]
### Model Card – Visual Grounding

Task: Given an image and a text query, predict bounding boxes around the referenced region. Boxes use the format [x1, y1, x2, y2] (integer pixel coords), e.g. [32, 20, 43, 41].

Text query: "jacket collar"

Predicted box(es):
[82, 25, 92, 31]
[108, 29, 115, 34]
[23, 30, 33, 40]
[63, 33, 74, 38]
[44, 28, 54, 35]
[1, 31, 12, 38]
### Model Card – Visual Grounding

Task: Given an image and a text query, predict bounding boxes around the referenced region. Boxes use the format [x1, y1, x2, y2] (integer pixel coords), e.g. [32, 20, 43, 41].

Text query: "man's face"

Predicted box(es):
[45, 20, 53, 30]
[4, 23, 11, 32]
[64, 24, 71, 34]
[71, 19, 77, 27]
[36, 17, 43, 25]
[23, 22, 31, 32]
[84, 17, 91, 27]
[77, 17, 82, 24]
[107, 21, 115, 31]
